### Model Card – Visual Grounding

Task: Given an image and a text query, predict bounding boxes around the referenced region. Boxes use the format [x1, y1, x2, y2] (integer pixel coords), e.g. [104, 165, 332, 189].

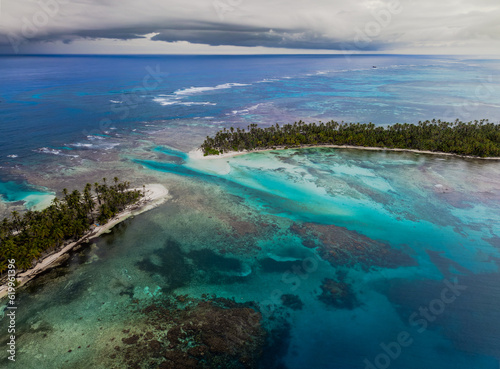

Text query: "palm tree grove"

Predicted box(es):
[201, 119, 500, 157]
[0, 178, 143, 273]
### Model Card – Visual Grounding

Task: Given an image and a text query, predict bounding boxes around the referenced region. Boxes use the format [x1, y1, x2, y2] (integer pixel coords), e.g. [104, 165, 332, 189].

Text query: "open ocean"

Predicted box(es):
[1, 55, 500, 368]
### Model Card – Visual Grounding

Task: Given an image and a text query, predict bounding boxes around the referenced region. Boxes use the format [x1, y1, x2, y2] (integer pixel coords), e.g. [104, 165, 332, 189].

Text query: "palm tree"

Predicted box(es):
[10, 211, 21, 233]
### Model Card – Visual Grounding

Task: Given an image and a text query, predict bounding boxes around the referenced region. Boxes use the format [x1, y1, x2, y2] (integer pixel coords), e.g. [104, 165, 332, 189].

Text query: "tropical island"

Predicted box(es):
[200, 119, 500, 158]
[0, 179, 169, 296]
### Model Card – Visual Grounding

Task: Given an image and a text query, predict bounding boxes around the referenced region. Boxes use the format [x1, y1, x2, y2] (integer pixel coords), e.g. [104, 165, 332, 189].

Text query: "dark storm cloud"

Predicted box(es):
[0, 0, 498, 53]
[150, 27, 385, 51]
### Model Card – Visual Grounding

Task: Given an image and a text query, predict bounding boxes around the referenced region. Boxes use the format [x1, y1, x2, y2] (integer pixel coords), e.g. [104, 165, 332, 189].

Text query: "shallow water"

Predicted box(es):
[1, 55, 500, 368]
[2, 147, 500, 368]
[0, 180, 55, 209]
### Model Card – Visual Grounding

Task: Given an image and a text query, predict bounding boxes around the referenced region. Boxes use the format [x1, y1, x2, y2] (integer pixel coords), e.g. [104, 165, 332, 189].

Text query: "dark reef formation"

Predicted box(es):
[105, 296, 269, 369]
[318, 272, 360, 309]
[280, 294, 304, 311]
[290, 222, 416, 270]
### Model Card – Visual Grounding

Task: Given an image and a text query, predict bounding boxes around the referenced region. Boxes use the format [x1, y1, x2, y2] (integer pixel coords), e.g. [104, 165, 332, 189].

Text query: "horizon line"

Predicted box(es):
[0, 53, 494, 57]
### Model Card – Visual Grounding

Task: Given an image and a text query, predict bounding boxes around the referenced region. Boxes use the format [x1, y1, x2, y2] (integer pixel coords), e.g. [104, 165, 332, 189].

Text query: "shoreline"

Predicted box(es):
[0, 183, 170, 300]
[190, 145, 500, 161]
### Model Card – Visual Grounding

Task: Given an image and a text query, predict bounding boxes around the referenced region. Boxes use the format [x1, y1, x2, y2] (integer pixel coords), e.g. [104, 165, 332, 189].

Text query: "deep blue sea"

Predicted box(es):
[1, 55, 500, 368]
[1, 55, 500, 202]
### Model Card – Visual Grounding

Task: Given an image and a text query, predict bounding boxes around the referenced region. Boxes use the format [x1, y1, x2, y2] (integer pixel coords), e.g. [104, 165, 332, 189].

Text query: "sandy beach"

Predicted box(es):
[0, 183, 170, 299]
[190, 145, 500, 161]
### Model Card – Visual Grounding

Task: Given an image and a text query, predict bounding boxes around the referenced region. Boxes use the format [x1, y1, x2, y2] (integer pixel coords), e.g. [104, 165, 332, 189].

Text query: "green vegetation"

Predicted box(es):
[0, 178, 143, 273]
[201, 119, 500, 157]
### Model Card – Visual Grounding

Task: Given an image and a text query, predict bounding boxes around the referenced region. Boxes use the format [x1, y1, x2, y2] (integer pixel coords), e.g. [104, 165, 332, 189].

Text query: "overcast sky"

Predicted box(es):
[0, 0, 498, 54]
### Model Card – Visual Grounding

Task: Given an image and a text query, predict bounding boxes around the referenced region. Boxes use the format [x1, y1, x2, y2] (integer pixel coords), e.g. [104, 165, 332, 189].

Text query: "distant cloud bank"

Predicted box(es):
[0, 0, 498, 54]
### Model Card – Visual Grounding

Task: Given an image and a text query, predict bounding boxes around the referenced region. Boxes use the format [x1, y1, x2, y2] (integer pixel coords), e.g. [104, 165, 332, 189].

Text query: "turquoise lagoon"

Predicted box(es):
[2, 147, 500, 368]
[0, 181, 55, 210]
[0, 55, 500, 368]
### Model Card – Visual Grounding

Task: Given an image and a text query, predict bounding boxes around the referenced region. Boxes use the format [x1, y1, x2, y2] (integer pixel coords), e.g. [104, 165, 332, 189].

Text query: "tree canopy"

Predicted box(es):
[200, 119, 500, 158]
[0, 178, 143, 273]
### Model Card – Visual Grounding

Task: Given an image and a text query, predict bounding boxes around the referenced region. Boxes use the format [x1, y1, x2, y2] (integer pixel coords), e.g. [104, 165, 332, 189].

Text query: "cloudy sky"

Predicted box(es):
[0, 0, 498, 54]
